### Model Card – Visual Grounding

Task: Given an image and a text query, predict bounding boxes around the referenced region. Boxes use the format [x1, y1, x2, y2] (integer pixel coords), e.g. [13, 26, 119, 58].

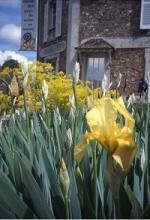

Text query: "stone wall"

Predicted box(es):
[59, 51, 67, 72]
[110, 48, 145, 95]
[79, 0, 148, 41]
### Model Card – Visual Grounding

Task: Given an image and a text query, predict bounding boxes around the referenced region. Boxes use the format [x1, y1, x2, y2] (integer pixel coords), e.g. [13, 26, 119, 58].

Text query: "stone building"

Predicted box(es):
[37, 0, 150, 98]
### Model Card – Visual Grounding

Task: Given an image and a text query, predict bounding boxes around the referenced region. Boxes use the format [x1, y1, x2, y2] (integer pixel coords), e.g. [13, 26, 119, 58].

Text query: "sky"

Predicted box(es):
[0, 0, 37, 66]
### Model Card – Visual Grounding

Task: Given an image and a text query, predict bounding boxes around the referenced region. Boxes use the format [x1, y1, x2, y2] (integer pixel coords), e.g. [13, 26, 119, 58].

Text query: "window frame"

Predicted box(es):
[140, 0, 150, 29]
[43, 0, 62, 43]
[80, 52, 108, 87]
[48, 0, 56, 41]
[43, 0, 49, 43]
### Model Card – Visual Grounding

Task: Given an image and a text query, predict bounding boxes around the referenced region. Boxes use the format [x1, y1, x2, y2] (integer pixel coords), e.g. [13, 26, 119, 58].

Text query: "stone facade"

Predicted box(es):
[110, 48, 145, 95]
[37, 0, 150, 98]
[79, 0, 148, 40]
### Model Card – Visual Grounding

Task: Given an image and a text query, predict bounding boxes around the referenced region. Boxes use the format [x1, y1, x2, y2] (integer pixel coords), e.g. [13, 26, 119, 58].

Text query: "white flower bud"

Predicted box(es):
[69, 107, 75, 121]
[15, 110, 20, 116]
[109, 81, 113, 89]
[69, 95, 75, 109]
[59, 158, 70, 197]
[140, 148, 145, 172]
[21, 62, 28, 77]
[65, 128, 72, 148]
[75, 166, 83, 181]
[10, 75, 19, 97]
[127, 93, 136, 108]
[0, 121, 2, 132]
[56, 107, 61, 124]
[102, 74, 109, 96]
[102, 66, 112, 96]
[117, 72, 122, 88]
[42, 98, 46, 115]
[23, 72, 29, 89]
[73, 62, 80, 84]
[22, 110, 26, 119]
[12, 97, 17, 106]
[42, 80, 48, 100]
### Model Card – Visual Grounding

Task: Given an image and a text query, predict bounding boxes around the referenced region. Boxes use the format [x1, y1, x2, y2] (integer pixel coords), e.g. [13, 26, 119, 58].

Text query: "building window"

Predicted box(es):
[80, 54, 108, 88]
[140, 0, 150, 29]
[43, 0, 62, 43]
[48, 0, 56, 40]
[77, 38, 114, 87]
[86, 57, 106, 87]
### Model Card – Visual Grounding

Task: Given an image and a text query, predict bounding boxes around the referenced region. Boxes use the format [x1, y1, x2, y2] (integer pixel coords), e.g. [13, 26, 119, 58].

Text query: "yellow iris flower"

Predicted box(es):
[74, 97, 136, 172]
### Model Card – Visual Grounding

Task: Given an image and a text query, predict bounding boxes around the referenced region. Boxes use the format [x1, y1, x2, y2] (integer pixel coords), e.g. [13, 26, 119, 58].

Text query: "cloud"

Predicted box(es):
[0, 0, 20, 8]
[0, 24, 21, 45]
[0, 50, 32, 66]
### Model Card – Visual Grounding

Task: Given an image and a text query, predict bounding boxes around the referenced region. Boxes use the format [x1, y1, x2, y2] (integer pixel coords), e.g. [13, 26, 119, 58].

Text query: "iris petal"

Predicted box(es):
[113, 137, 136, 171]
[114, 97, 135, 130]
[74, 132, 95, 162]
[74, 142, 88, 162]
[74, 97, 136, 171]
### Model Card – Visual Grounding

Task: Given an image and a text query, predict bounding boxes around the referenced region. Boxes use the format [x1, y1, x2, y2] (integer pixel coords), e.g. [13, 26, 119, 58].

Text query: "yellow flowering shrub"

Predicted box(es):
[0, 61, 118, 113]
[0, 93, 11, 113]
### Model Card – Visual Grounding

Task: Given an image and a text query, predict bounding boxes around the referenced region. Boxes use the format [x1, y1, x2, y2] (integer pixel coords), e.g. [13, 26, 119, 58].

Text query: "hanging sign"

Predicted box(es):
[20, 0, 38, 51]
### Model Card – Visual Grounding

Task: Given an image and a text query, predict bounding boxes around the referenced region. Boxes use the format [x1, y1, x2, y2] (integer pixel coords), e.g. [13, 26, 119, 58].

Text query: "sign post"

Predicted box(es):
[20, 0, 38, 51]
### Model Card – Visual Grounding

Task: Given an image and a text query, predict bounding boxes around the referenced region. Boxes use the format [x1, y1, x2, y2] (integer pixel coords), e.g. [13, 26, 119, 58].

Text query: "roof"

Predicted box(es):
[76, 38, 114, 53]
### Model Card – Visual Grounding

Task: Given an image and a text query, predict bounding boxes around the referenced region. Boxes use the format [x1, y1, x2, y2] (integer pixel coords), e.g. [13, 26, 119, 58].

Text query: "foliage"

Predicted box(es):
[0, 100, 149, 218]
[0, 61, 149, 219]
[0, 61, 117, 114]
[0, 93, 11, 112]
[2, 59, 19, 69]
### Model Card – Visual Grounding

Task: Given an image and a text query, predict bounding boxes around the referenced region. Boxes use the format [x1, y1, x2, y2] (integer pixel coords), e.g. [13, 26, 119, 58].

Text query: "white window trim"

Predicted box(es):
[140, 0, 150, 29]
[55, 0, 62, 37]
[43, 0, 49, 43]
